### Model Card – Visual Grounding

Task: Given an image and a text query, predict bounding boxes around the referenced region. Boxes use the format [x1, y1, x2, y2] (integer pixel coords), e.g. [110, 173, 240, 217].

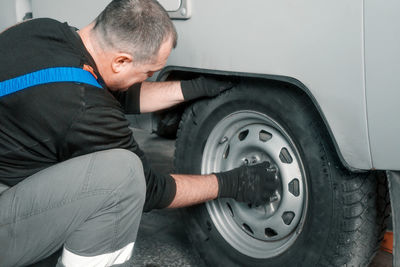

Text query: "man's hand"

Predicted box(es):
[165, 162, 279, 209]
[215, 162, 281, 206]
[180, 76, 235, 101]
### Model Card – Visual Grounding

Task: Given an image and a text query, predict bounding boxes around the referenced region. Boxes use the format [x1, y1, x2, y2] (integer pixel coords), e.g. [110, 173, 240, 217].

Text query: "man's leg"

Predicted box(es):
[0, 183, 9, 194]
[0, 149, 146, 267]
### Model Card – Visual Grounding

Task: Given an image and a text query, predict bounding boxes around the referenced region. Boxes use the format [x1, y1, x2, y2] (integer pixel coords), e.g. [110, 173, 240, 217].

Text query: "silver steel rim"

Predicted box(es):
[202, 111, 308, 259]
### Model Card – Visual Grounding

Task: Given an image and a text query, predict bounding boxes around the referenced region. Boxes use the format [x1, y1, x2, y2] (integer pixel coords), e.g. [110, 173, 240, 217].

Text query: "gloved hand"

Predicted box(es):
[180, 76, 235, 101]
[215, 162, 280, 206]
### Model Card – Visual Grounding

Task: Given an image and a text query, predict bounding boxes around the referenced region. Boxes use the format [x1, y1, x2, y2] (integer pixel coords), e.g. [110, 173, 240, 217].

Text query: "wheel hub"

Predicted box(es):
[202, 111, 308, 259]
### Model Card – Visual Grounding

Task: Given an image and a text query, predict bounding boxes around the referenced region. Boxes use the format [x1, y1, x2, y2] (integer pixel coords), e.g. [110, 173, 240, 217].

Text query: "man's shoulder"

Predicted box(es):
[1, 18, 63, 36]
[83, 85, 124, 110]
[22, 17, 62, 27]
[0, 17, 81, 81]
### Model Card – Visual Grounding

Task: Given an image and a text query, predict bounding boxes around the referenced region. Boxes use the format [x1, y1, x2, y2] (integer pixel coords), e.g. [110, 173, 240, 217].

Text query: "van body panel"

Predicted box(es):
[3, 0, 400, 170]
[167, 0, 372, 169]
[365, 0, 400, 170]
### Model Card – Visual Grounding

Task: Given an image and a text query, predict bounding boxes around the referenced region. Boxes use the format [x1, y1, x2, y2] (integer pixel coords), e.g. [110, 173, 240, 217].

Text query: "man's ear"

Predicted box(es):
[111, 53, 133, 73]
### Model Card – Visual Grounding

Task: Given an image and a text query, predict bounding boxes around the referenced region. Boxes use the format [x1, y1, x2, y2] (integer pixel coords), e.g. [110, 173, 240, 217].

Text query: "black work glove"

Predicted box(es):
[180, 76, 234, 101]
[215, 162, 280, 206]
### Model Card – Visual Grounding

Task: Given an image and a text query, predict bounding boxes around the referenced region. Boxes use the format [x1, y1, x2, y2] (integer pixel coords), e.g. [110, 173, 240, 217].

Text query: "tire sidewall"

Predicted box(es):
[176, 85, 342, 266]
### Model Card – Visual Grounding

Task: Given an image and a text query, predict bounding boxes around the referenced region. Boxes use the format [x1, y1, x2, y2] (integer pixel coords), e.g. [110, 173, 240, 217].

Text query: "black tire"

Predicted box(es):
[174, 80, 390, 267]
[154, 105, 185, 139]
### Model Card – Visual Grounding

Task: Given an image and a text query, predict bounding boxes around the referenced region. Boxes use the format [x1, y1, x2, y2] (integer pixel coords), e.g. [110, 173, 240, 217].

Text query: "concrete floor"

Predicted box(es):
[132, 128, 393, 267]
[131, 129, 204, 267]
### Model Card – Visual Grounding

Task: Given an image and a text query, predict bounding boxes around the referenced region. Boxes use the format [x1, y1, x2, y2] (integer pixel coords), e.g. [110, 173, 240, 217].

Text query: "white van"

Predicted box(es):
[1, 1, 399, 266]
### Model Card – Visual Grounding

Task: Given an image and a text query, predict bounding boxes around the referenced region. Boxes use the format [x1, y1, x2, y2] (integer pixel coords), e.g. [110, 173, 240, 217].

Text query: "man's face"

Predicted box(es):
[104, 38, 173, 91]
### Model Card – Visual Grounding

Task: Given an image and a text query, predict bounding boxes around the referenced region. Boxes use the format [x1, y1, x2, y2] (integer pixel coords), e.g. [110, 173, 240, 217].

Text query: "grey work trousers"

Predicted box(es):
[0, 149, 146, 267]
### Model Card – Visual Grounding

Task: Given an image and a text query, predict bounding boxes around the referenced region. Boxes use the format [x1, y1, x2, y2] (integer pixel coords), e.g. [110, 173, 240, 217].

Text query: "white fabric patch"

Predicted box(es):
[61, 242, 134, 267]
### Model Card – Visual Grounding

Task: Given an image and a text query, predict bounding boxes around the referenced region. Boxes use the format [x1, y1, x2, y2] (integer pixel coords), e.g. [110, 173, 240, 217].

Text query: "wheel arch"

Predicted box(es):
[157, 65, 357, 172]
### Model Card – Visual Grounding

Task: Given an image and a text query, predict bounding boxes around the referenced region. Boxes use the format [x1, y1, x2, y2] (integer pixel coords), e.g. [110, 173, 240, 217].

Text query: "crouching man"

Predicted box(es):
[0, 0, 280, 266]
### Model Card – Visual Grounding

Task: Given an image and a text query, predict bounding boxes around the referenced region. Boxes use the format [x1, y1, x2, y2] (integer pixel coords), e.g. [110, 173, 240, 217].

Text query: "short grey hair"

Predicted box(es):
[93, 0, 177, 63]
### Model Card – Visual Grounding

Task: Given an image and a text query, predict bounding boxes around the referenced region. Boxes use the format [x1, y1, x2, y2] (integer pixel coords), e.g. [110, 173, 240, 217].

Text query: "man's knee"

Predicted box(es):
[62, 150, 146, 258]
[91, 149, 146, 197]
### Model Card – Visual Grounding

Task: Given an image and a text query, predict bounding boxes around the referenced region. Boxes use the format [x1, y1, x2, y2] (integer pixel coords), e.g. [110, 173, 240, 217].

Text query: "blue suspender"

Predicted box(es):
[0, 67, 103, 98]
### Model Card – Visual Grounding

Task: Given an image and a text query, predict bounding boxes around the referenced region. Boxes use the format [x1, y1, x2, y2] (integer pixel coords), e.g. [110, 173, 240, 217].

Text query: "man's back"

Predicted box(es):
[0, 18, 125, 186]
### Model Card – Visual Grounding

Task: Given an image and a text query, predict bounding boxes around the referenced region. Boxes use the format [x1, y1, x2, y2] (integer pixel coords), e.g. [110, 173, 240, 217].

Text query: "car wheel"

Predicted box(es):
[174, 80, 389, 266]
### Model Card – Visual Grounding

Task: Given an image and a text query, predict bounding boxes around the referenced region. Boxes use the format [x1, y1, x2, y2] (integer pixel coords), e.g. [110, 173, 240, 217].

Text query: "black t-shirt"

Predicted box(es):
[0, 18, 175, 211]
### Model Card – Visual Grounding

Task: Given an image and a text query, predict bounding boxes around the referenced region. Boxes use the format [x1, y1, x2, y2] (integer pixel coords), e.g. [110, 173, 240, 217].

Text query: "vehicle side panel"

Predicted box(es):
[365, 0, 400, 170]
[1, 0, 375, 170]
[0, 0, 19, 32]
[167, 0, 371, 169]
[31, 0, 109, 28]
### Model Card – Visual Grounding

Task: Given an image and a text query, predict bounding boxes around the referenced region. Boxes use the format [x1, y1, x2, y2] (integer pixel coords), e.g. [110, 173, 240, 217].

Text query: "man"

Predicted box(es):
[0, 0, 280, 266]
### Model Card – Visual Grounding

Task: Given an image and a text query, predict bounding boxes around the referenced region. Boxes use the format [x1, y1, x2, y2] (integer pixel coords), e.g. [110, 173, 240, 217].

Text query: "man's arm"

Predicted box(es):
[164, 162, 280, 209]
[139, 81, 183, 113]
[139, 77, 234, 113]
[167, 174, 219, 208]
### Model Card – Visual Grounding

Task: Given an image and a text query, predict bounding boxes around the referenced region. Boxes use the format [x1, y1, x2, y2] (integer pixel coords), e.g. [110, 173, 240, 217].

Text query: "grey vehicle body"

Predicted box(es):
[1, 0, 399, 264]
[1, 0, 399, 171]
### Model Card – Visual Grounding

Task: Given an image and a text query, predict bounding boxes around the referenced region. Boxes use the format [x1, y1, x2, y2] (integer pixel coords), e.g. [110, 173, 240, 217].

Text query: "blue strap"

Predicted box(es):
[0, 67, 103, 98]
